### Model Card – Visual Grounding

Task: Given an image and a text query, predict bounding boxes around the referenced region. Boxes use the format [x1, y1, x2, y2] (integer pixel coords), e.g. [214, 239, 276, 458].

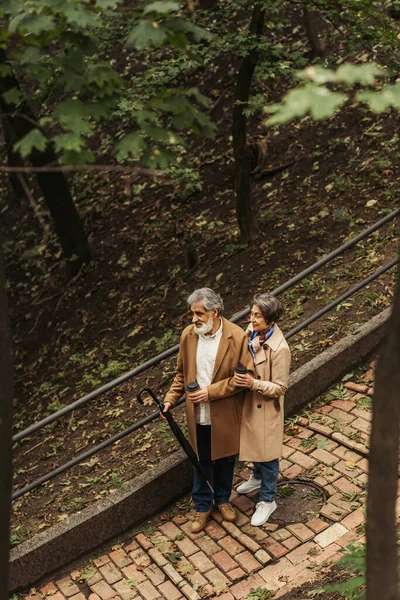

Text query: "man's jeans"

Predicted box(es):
[192, 424, 235, 512]
[253, 459, 280, 502]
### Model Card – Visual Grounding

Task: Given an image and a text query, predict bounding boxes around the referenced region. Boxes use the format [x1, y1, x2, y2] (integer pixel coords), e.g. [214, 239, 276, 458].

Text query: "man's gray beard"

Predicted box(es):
[194, 317, 214, 336]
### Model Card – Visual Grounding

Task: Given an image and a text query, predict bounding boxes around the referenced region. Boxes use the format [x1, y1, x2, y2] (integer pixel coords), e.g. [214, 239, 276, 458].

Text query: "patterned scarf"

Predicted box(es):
[248, 325, 275, 360]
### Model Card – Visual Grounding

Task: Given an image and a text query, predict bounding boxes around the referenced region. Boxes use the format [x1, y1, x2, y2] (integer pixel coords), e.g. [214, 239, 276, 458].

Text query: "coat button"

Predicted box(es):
[257, 375, 261, 379]
[257, 404, 262, 409]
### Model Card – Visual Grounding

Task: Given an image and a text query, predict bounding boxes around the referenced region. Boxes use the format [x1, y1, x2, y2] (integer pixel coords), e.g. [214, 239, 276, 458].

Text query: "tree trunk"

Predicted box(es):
[232, 4, 265, 245]
[0, 246, 13, 598]
[0, 49, 91, 276]
[302, 5, 325, 57]
[366, 244, 400, 600]
[1, 116, 29, 205]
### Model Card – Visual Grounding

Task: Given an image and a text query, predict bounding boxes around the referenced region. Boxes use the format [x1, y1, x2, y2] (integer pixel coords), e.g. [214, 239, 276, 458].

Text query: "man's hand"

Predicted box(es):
[188, 387, 209, 404]
[161, 401, 173, 422]
[234, 372, 254, 388]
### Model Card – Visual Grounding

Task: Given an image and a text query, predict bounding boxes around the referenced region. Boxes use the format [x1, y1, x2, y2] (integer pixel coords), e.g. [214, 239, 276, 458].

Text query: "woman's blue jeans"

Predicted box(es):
[192, 424, 235, 512]
[253, 459, 279, 502]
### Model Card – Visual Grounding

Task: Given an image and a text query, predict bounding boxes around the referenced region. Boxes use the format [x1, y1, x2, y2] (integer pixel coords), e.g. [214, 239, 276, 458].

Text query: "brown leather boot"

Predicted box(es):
[191, 510, 212, 533]
[217, 503, 236, 522]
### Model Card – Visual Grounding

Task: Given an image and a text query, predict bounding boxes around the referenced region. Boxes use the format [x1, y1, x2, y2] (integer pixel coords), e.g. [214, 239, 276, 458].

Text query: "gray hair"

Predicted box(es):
[187, 288, 224, 314]
[252, 293, 284, 323]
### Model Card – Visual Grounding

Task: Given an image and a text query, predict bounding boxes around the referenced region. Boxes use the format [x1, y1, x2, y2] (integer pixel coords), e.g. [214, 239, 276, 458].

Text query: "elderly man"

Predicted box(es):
[163, 288, 253, 533]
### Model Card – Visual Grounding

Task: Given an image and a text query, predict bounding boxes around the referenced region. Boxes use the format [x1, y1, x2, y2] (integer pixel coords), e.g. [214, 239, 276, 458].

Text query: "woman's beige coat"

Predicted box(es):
[239, 324, 291, 462]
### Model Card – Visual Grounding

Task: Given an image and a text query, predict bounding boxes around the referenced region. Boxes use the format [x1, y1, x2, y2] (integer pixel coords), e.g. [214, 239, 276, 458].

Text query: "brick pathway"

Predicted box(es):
[23, 360, 400, 600]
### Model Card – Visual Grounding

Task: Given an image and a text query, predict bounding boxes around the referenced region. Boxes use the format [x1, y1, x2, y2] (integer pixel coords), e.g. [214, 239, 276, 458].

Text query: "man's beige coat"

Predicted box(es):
[165, 317, 253, 460]
[239, 324, 291, 463]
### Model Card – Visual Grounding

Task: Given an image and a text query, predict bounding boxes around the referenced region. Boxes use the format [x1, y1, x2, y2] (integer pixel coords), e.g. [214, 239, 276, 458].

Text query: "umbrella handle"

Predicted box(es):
[137, 387, 163, 411]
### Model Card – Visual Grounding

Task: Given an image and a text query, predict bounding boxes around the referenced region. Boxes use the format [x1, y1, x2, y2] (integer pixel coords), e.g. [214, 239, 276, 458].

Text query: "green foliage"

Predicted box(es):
[244, 587, 274, 600]
[1, 0, 215, 165]
[323, 543, 366, 600]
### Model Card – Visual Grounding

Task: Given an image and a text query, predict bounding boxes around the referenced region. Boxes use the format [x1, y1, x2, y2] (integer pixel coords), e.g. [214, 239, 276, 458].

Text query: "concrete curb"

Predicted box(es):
[9, 307, 391, 591]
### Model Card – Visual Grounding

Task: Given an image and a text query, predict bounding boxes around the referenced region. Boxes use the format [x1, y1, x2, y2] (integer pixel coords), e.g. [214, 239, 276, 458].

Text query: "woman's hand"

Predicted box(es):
[161, 401, 173, 422]
[234, 372, 254, 388]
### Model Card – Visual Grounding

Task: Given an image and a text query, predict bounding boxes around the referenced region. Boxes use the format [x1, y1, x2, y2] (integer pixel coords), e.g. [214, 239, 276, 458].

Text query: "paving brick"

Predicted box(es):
[218, 535, 245, 556]
[341, 508, 365, 530]
[112, 581, 138, 600]
[99, 563, 123, 585]
[93, 555, 111, 568]
[130, 548, 152, 568]
[314, 405, 333, 414]
[136, 533, 153, 550]
[157, 580, 182, 600]
[314, 523, 348, 548]
[216, 594, 235, 600]
[124, 540, 140, 553]
[232, 495, 255, 514]
[351, 417, 371, 435]
[306, 517, 329, 533]
[331, 432, 369, 456]
[109, 549, 131, 569]
[122, 564, 147, 583]
[332, 446, 362, 462]
[137, 580, 161, 600]
[158, 522, 182, 539]
[41, 583, 58, 596]
[310, 448, 339, 465]
[87, 569, 102, 586]
[189, 550, 214, 572]
[297, 427, 314, 439]
[148, 548, 168, 567]
[238, 533, 261, 553]
[282, 536, 301, 550]
[279, 458, 293, 472]
[205, 521, 226, 540]
[205, 567, 230, 586]
[344, 382, 369, 394]
[271, 528, 291, 542]
[187, 570, 207, 586]
[69, 594, 86, 600]
[286, 437, 313, 453]
[308, 542, 342, 566]
[258, 558, 293, 589]
[282, 464, 304, 479]
[56, 577, 80, 597]
[351, 407, 372, 421]
[335, 529, 361, 548]
[286, 541, 316, 564]
[357, 458, 369, 472]
[162, 563, 183, 585]
[175, 537, 198, 557]
[262, 522, 279, 532]
[320, 503, 349, 522]
[91, 582, 116, 600]
[212, 550, 238, 572]
[333, 477, 361, 495]
[314, 476, 328, 487]
[235, 509, 250, 526]
[329, 493, 357, 512]
[282, 445, 296, 459]
[144, 564, 166, 586]
[286, 523, 314, 542]
[261, 537, 288, 558]
[312, 434, 338, 452]
[223, 521, 243, 538]
[180, 522, 204, 541]
[290, 451, 318, 469]
[235, 551, 261, 573]
[330, 400, 356, 412]
[240, 525, 266, 543]
[334, 460, 362, 478]
[308, 422, 333, 436]
[195, 535, 220, 555]
[179, 584, 201, 600]
[25, 595, 42, 600]
[88, 595, 101, 600]
[230, 574, 266, 598]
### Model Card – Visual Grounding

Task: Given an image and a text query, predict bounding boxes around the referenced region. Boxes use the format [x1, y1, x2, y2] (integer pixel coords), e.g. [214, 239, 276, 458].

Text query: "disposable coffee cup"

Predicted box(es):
[186, 381, 200, 392]
[234, 364, 248, 375]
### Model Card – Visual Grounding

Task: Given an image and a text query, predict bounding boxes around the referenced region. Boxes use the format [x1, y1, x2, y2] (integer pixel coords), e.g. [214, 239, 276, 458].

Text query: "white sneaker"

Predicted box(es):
[236, 475, 262, 494]
[251, 501, 277, 526]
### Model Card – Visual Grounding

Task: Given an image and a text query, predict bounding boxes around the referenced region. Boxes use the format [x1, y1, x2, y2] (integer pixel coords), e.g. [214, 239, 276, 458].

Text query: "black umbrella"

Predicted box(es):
[137, 387, 214, 493]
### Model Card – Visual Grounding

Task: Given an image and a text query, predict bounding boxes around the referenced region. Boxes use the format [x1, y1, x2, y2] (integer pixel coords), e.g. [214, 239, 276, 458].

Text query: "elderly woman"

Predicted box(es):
[233, 293, 291, 527]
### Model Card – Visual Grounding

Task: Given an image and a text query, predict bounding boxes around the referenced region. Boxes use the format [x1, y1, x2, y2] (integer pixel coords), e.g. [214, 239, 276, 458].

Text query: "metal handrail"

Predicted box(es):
[12, 206, 400, 444]
[12, 256, 398, 500]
